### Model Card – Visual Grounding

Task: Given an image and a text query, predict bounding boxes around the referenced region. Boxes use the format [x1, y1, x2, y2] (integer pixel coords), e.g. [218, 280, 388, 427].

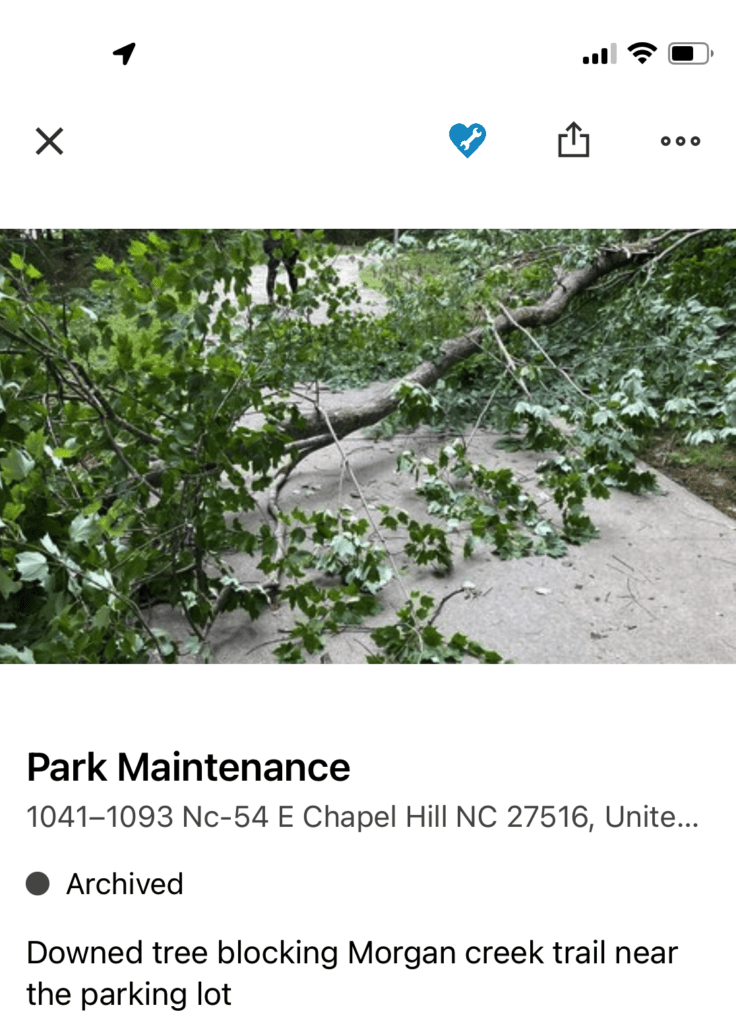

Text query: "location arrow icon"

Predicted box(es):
[113, 43, 136, 66]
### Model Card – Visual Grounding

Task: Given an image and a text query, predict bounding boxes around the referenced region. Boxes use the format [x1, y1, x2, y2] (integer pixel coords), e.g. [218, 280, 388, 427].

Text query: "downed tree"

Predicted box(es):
[1, 228, 729, 663]
[282, 243, 645, 446]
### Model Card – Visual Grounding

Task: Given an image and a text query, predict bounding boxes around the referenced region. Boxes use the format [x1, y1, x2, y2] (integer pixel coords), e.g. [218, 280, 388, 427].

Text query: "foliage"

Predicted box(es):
[2, 228, 734, 663]
[405, 230, 736, 449]
[393, 443, 568, 557]
[368, 589, 504, 664]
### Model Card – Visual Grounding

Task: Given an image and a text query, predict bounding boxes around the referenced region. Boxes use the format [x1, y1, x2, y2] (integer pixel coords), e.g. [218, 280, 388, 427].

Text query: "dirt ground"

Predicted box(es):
[644, 434, 736, 522]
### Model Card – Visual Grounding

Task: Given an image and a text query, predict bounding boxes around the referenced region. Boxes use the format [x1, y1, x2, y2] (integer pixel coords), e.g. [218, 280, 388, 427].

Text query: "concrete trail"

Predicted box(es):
[148, 428, 736, 664]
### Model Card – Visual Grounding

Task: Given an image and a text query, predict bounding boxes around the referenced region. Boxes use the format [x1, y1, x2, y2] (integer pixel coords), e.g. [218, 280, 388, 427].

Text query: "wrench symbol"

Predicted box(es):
[461, 126, 483, 150]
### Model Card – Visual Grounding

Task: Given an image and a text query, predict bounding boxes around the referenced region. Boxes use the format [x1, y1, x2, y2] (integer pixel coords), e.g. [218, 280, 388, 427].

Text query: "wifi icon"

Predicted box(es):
[628, 41, 657, 63]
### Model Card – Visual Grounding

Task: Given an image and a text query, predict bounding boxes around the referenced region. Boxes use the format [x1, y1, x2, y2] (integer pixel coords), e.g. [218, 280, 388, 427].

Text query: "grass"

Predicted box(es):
[360, 250, 457, 293]
[78, 293, 195, 376]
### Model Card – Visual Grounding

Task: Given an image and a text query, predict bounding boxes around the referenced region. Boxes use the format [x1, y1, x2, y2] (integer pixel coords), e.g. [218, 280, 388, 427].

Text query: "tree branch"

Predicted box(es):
[278, 244, 644, 446]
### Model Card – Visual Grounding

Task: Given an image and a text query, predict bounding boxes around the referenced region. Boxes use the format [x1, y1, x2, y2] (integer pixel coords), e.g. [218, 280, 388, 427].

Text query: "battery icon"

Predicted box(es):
[668, 43, 713, 64]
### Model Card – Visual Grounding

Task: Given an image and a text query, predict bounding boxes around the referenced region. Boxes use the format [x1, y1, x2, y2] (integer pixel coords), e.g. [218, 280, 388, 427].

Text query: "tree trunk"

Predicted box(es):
[282, 245, 640, 445]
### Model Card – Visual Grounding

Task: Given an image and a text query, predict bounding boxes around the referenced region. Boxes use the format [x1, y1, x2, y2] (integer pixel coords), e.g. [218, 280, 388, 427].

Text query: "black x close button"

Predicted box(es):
[36, 128, 63, 155]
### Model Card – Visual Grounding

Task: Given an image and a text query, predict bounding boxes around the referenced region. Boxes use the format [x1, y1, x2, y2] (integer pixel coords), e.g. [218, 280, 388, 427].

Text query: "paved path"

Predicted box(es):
[155, 257, 736, 663]
[149, 427, 736, 664]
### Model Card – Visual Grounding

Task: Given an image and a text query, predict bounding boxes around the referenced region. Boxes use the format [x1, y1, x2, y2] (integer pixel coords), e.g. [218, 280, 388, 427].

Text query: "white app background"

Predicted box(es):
[3, 676, 733, 1022]
[1, 2, 732, 222]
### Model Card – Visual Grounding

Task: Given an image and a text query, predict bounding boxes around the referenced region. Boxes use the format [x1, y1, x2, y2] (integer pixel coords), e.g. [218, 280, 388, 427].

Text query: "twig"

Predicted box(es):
[428, 586, 474, 627]
[622, 576, 656, 620]
[43, 382, 84, 506]
[284, 434, 334, 452]
[645, 229, 714, 276]
[242, 636, 285, 658]
[498, 302, 601, 408]
[263, 448, 311, 598]
[103, 423, 161, 498]
[486, 311, 532, 399]
[645, 229, 681, 247]
[316, 405, 412, 606]
[465, 377, 505, 451]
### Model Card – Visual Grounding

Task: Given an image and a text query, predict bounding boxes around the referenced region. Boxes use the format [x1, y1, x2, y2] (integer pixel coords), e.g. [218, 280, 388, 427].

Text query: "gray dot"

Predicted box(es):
[26, 872, 50, 895]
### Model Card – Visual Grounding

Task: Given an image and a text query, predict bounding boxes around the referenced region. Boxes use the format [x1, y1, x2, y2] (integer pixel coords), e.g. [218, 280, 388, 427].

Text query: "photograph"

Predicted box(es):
[2, 228, 734, 664]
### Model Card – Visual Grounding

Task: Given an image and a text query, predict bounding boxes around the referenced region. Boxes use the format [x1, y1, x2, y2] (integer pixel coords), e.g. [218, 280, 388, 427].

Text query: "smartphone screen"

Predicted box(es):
[2, 2, 734, 1020]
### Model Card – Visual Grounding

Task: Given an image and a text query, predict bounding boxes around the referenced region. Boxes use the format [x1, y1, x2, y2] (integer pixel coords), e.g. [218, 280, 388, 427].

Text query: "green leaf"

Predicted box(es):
[0, 568, 21, 600]
[2, 501, 24, 522]
[16, 551, 49, 584]
[83, 569, 114, 593]
[1, 448, 35, 482]
[69, 513, 101, 544]
[0, 644, 35, 664]
[94, 255, 115, 271]
[331, 535, 355, 559]
[129, 240, 148, 257]
[40, 534, 61, 557]
[92, 605, 112, 629]
[9, 252, 23, 269]
[25, 429, 46, 460]
[421, 625, 443, 647]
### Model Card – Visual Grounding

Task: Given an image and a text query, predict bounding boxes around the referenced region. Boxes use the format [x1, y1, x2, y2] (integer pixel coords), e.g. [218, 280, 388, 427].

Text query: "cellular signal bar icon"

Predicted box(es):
[583, 44, 617, 65]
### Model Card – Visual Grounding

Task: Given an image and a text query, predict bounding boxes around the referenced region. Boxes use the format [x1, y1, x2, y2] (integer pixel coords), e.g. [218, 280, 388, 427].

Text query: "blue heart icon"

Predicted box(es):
[449, 122, 486, 158]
